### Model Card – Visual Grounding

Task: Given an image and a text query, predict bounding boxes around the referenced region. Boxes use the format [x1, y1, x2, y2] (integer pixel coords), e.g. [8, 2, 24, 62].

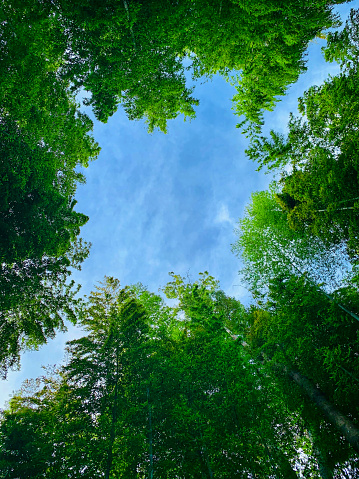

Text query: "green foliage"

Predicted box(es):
[324, 8, 359, 71]
[0, 372, 65, 478]
[2, 0, 345, 133]
[234, 178, 359, 471]
[3, 271, 357, 475]
[0, 2, 100, 369]
[0, 118, 89, 263]
[59, 278, 152, 478]
[0, 274, 303, 478]
[0, 0, 99, 262]
[159, 275, 299, 478]
[232, 185, 351, 298]
[0, 239, 90, 378]
[246, 274, 359, 474]
[245, 9, 359, 255]
[0, 401, 54, 477]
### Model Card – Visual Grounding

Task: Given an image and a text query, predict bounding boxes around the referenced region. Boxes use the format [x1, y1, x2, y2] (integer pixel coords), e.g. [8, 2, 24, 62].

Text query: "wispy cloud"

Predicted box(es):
[215, 204, 235, 226]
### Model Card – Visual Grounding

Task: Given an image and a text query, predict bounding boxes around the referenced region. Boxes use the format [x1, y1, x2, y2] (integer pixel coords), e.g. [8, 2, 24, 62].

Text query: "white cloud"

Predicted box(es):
[215, 204, 235, 226]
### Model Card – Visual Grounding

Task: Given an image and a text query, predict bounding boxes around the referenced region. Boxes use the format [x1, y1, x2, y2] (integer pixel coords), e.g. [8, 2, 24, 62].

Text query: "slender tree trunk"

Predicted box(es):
[272, 240, 359, 324]
[320, 289, 359, 324]
[270, 445, 299, 479]
[282, 365, 359, 454]
[339, 366, 359, 385]
[307, 427, 336, 479]
[147, 387, 154, 479]
[202, 445, 214, 479]
[197, 432, 214, 479]
[197, 447, 214, 479]
[105, 352, 120, 479]
[123, 0, 136, 49]
[225, 338, 298, 478]
[313, 442, 334, 479]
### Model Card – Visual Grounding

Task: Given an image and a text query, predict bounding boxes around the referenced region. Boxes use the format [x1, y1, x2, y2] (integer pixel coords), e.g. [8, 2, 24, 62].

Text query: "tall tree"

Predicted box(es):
[0, 375, 61, 478]
[0, 274, 303, 478]
[160, 272, 300, 478]
[245, 277, 359, 473]
[0, 239, 90, 378]
[0, 2, 99, 366]
[58, 278, 153, 478]
[245, 9, 359, 255]
[0, 278, 155, 478]
[4, 273, 358, 476]
[231, 185, 352, 299]
[233, 179, 359, 474]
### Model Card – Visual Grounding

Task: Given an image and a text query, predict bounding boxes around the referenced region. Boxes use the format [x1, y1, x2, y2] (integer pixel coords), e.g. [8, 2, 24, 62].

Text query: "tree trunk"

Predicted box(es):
[271, 445, 299, 479]
[105, 352, 120, 479]
[273, 240, 359, 324]
[147, 387, 154, 479]
[283, 366, 359, 454]
[198, 432, 214, 479]
[313, 442, 334, 479]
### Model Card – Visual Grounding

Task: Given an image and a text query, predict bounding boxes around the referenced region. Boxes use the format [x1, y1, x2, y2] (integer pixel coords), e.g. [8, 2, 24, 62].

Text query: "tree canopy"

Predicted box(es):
[0, 239, 90, 378]
[1, 0, 345, 132]
[0, 1, 99, 361]
[1, 273, 359, 477]
[231, 185, 354, 300]
[0, 2, 351, 365]
[2, 4, 359, 478]
[245, 8, 359, 256]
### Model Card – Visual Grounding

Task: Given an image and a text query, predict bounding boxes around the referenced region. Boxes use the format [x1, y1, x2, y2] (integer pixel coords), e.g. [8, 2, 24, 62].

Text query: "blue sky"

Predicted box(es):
[0, 2, 354, 408]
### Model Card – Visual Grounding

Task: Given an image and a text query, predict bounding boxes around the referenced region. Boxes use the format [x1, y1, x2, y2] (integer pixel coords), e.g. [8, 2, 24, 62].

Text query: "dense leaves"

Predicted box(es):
[233, 175, 359, 473]
[246, 9, 359, 255]
[2, 273, 359, 476]
[0, 0, 352, 378]
[231, 185, 352, 299]
[0, 119, 91, 264]
[0, 275, 303, 478]
[0, 239, 90, 378]
[234, 39, 359, 463]
[2, 4, 359, 478]
[1, 0, 345, 132]
[244, 275, 359, 475]
[0, 2, 99, 366]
